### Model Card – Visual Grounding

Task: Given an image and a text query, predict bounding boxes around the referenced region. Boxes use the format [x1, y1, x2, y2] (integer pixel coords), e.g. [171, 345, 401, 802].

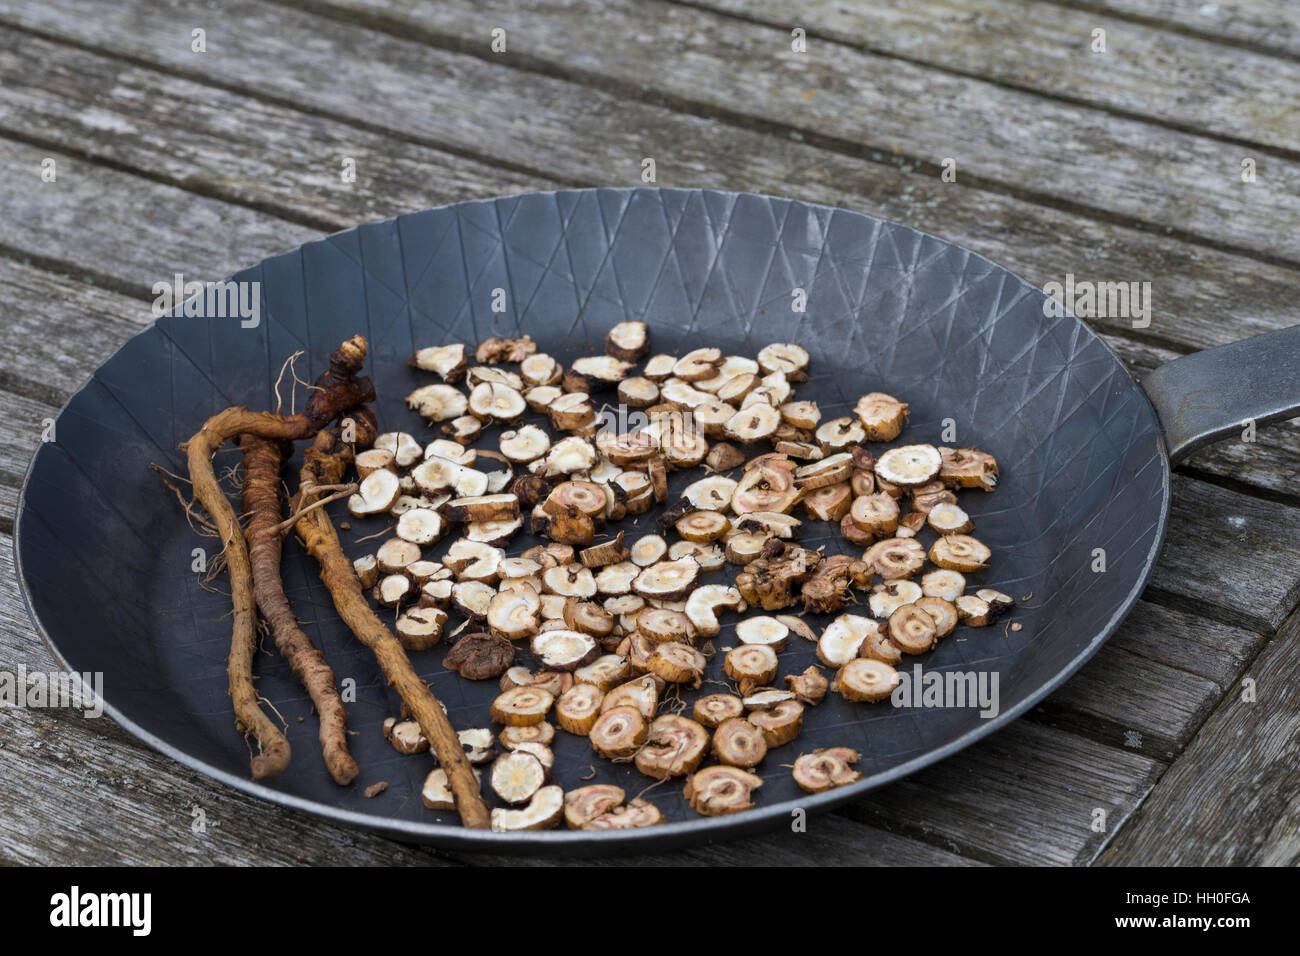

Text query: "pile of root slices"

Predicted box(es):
[348, 323, 1013, 831]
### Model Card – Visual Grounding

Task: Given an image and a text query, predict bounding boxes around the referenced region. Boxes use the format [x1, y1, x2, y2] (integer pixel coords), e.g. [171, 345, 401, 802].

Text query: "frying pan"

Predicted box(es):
[15, 188, 1300, 854]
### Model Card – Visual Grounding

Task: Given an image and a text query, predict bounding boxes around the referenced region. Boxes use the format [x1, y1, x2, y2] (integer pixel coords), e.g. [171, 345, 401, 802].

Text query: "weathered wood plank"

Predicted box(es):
[0, 137, 316, 297]
[691, 0, 1300, 151]
[1150, 475, 1300, 631]
[0, 389, 58, 531]
[6, 6, 1300, 367]
[272, 0, 1300, 261]
[1100, 608, 1300, 865]
[1068, 0, 1300, 59]
[845, 719, 1163, 865]
[0, 27, 555, 231]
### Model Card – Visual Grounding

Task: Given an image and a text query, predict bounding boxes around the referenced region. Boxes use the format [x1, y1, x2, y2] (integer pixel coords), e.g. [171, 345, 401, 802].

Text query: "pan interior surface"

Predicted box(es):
[15, 188, 1168, 851]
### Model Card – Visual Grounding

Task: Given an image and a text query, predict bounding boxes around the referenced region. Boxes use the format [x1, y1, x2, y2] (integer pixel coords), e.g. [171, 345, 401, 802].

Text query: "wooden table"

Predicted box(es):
[2, 0, 1297, 866]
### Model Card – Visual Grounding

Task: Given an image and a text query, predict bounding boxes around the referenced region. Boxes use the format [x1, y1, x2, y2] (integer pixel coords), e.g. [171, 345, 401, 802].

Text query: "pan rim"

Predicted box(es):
[13, 186, 1173, 855]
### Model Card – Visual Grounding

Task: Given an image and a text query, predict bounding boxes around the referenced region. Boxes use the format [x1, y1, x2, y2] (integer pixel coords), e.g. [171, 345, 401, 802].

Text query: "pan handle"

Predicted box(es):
[1141, 324, 1300, 463]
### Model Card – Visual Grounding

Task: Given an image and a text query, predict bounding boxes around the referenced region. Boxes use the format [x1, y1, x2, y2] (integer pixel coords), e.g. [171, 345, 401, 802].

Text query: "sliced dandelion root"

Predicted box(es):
[291, 421, 491, 829]
[684, 765, 763, 816]
[239, 435, 358, 786]
[179, 335, 375, 781]
[792, 747, 862, 793]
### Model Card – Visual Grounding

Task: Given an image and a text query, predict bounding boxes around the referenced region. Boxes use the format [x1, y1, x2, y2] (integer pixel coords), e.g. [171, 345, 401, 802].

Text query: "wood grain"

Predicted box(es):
[1067, 0, 1300, 59]
[1100, 608, 1300, 865]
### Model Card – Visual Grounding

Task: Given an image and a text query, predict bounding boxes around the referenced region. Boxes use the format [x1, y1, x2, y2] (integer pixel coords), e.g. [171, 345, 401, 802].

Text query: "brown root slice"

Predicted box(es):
[291, 421, 491, 829]
[180, 335, 375, 780]
[239, 435, 359, 786]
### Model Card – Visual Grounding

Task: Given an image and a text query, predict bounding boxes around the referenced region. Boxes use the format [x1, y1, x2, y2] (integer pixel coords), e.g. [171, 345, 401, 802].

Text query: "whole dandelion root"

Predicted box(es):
[180, 335, 375, 780]
[239, 434, 359, 785]
[293, 419, 492, 829]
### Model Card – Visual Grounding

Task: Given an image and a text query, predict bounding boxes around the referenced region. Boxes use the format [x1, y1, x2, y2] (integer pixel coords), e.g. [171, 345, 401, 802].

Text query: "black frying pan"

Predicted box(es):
[15, 188, 1299, 854]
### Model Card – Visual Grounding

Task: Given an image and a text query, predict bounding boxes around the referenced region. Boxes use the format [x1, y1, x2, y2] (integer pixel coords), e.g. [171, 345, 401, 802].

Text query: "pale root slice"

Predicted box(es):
[633, 557, 701, 601]
[733, 511, 802, 539]
[374, 574, 413, 608]
[444, 493, 520, 524]
[794, 452, 853, 490]
[574, 653, 630, 691]
[605, 320, 650, 361]
[500, 722, 556, 750]
[352, 554, 379, 589]
[466, 364, 523, 389]
[466, 516, 523, 547]
[615, 471, 654, 515]
[817, 614, 882, 667]
[682, 475, 739, 511]
[564, 784, 626, 829]
[705, 442, 747, 473]
[525, 384, 563, 413]
[748, 699, 804, 748]
[784, 666, 830, 705]
[520, 353, 563, 386]
[538, 593, 569, 621]
[391, 495, 436, 517]
[930, 534, 992, 572]
[849, 492, 900, 536]
[474, 334, 535, 363]
[487, 584, 541, 641]
[629, 533, 669, 567]
[348, 468, 400, 517]
[918, 571, 964, 606]
[637, 607, 693, 645]
[530, 628, 600, 671]
[911, 480, 957, 514]
[548, 392, 596, 431]
[894, 511, 925, 539]
[537, 438, 599, 478]
[684, 695, 742, 733]
[564, 599, 617, 638]
[875, 444, 943, 487]
[780, 399, 821, 430]
[444, 539, 504, 583]
[407, 383, 468, 422]
[802, 483, 853, 522]
[735, 615, 789, 651]
[490, 751, 547, 805]
[685, 764, 765, 816]
[707, 717, 765, 769]
[635, 715, 710, 779]
[383, 717, 429, 755]
[834, 658, 900, 702]
[499, 667, 571, 698]
[452, 581, 496, 620]
[685, 584, 744, 637]
[396, 508, 445, 546]
[396, 607, 448, 651]
[676, 510, 732, 543]
[443, 415, 483, 445]
[853, 392, 909, 440]
[889, 604, 938, 654]
[498, 424, 551, 464]
[756, 343, 809, 377]
[955, 594, 993, 627]
[660, 424, 709, 469]
[693, 399, 735, 438]
[976, 589, 1015, 618]
[672, 347, 724, 381]
[776, 614, 818, 643]
[658, 379, 714, 410]
[589, 705, 649, 758]
[915, 596, 959, 639]
[555, 682, 605, 735]
[604, 594, 645, 631]
[939, 447, 999, 492]
[645, 642, 707, 687]
[411, 456, 488, 498]
[724, 644, 779, 687]
[597, 431, 658, 467]
[601, 674, 660, 718]
[618, 632, 657, 673]
[490, 686, 555, 726]
[425, 438, 478, 466]
[458, 729, 495, 766]
[725, 531, 771, 565]
[542, 563, 599, 599]
[565, 355, 635, 392]
[697, 356, 759, 393]
[490, 785, 564, 831]
[731, 459, 801, 515]
[724, 403, 781, 443]
[354, 447, 396, 479]
[419, 578, 454, 610]
[868, 580, 923, 619]
[643, 354, 677, 381]
[864, 536, 926, 579]
[376, 538, 421, 575]
[595, 561, 640, 596]
[421, 767, 482, 811]
[413, 343, 467, 381]
[793, 747, 862, 793]
[375, 431, 423, 468]
[815, 416, 866, 452]
[586, 798, 665, 829]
